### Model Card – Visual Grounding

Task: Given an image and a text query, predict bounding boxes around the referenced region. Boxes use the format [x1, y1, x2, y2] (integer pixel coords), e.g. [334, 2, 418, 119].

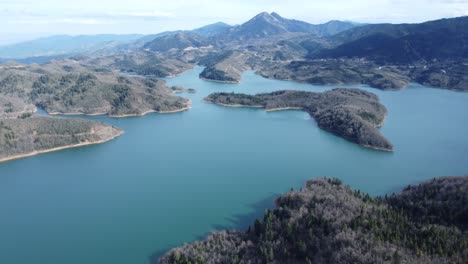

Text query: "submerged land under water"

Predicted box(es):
[0, 66, 467, 264]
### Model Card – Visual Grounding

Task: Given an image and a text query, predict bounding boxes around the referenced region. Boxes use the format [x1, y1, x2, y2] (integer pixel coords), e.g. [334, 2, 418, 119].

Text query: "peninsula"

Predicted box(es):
[205, 88, 392, 151]
[0, 116, 123, 163]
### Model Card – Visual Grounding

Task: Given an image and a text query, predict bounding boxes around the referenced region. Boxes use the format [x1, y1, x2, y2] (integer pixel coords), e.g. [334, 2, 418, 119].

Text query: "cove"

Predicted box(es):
[0, 66, 467, 264]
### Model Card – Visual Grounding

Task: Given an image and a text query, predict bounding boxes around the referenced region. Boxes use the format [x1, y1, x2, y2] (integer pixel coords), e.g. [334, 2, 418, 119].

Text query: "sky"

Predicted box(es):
[0, 0, 467, 45]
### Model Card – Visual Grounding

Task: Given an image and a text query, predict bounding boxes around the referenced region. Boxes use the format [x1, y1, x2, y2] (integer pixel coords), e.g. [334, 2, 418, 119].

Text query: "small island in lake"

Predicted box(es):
[205, 88, 392, 151]
[158, 176, 468, 264]
[171, 86, 197, 94]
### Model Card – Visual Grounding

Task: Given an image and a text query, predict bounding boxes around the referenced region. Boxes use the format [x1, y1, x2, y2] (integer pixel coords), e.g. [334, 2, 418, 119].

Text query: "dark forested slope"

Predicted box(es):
[158, 176, 468, 264]
[313, 16, 468, 63]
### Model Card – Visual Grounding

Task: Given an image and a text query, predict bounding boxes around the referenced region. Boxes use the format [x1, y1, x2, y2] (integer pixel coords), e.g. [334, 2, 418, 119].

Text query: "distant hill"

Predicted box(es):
[0, 54, 71, 64]
[143, 32, 210, 52]
[192, 22, 232, 36]
[117, 22, 231, 52]
[0, 34, 143, 59]
[313, 16, 468, 63]
[220, 12, 358, 40]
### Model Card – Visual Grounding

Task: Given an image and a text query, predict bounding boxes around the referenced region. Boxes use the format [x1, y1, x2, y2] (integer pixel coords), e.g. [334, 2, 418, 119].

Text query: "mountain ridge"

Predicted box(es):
[313, 16, 468, 63]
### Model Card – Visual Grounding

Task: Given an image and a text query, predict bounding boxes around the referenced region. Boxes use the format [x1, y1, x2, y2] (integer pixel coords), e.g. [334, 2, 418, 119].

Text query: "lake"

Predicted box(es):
[0, 66, 467, 264]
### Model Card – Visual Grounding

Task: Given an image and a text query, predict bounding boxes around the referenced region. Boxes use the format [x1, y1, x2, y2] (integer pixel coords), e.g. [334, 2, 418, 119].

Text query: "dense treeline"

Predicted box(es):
[256, 59, 412, 90]
[205, 88, 392, 151]
[0, 116, 122, 160]
[158, 176, 468, 264]
[199, 67, 239, 83]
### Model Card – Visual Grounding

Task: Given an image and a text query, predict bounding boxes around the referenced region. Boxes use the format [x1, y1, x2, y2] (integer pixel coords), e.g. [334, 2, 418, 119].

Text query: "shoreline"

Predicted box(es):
[362, 143, 394, 152]
[203, 99, 263, 108]
[265, 107, 303, 112]
[110, 100, 192, 117]
[0, 129, 124, 163]
[48, 111, 108, 116]
[45, 100, 192, 118]
[204, 101, 304, 112]
[199, 77, 240, 84]
[164, 66, 195, 79]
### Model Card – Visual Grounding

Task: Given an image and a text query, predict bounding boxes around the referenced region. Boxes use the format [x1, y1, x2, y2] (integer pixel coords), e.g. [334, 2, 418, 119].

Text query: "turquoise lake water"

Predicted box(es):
[0, 66, 467, 264]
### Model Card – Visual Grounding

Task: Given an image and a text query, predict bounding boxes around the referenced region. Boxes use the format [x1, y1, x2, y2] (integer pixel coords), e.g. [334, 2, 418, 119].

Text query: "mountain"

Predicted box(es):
[221, 12, 358, 40]
[192, 22, 232, 36]
[158, 176, 468, 264]
[143, 32, 210, 52]
[0, 34, 143, 59]
[312, 20, 364, 36]
[270, 12, 358, 36]
[313, 16, 468, 63]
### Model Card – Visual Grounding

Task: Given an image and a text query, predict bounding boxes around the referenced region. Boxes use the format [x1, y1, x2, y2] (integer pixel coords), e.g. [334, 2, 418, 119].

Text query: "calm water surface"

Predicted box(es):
[1, 66, 467, 264]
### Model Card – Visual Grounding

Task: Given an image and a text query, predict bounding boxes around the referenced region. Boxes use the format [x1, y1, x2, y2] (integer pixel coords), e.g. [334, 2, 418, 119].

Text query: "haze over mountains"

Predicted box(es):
[0, 12, 359, 59]
[2, 11, 467, 66]
[0, 34, 143, 59]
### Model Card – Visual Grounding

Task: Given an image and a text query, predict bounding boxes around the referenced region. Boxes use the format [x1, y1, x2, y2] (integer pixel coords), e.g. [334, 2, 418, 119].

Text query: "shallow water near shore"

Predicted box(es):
[1, 66, 467, 264]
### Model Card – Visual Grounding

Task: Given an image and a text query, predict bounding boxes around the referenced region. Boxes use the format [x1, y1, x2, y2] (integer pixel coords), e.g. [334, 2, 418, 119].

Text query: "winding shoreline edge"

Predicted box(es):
[0, 129, 124, 163]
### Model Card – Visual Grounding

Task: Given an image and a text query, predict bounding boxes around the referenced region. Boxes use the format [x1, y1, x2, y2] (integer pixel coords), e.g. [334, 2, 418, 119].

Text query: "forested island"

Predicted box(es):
[0, 116, 122, 162]
[158, 176, 468, 264]
[205, 88, 392, 151]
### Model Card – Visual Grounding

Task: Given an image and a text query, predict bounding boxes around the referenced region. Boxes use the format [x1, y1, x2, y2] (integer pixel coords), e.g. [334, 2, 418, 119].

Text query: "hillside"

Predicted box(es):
[0, 59, 191, 117]
[158, 176, 468, 264]
[0, 116, 122, 162]
[254, 59, 411, 90]
[143, 32, 210, 52]
[88, 51, 194, 77]
[205, 88, 392, 151]
[313, 16, 468, 63]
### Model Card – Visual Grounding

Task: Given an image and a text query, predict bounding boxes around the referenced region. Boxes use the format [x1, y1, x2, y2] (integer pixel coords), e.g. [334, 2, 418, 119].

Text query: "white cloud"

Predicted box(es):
[7, 18, 116, 25]
[107, 11, 175, 18]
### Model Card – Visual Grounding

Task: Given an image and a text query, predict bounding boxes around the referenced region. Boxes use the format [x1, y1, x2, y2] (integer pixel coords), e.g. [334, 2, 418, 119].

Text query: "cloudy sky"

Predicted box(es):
[0, 0, 467, 45]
